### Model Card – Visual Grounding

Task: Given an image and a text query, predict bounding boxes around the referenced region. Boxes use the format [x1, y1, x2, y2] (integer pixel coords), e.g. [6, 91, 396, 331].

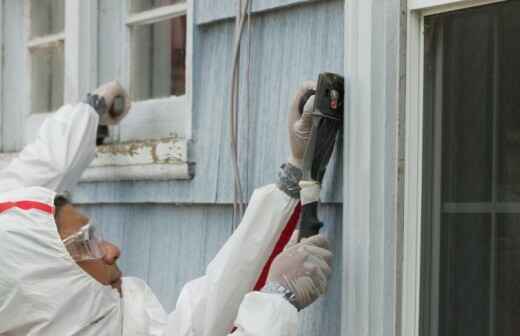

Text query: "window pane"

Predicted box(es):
[131, 15, 186, 101]
[437, 214, 520, 336]
[30, 0, 65, 38]
[131, 0, 183, 13]
[496, 215, 520, 336]
[498, 3, 520, 201]
[425, 10, 495, 203]
[31, 46, 64, 113]
[438, 214, 492, 336]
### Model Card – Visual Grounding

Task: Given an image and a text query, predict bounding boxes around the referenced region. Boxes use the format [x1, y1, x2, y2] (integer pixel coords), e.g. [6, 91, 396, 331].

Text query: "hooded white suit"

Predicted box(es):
[0, 103, 302, 335]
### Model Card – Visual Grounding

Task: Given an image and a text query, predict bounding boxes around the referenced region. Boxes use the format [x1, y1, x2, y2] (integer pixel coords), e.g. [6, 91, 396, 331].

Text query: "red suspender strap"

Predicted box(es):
[0, 201, 54, 215]
[231, 204, 302, 334]
[253, 203, 302, 291]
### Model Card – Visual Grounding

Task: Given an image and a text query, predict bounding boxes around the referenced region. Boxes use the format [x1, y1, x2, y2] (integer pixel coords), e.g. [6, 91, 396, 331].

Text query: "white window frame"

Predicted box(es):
[23, 0, 66, 146]
[117, 1, 193, 144]
[0, 0, 194, 181]
[402, 1, 507, 336]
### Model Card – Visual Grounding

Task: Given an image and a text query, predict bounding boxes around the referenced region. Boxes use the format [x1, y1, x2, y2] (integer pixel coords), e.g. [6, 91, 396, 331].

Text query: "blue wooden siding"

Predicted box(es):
[73, 0, 343, 205]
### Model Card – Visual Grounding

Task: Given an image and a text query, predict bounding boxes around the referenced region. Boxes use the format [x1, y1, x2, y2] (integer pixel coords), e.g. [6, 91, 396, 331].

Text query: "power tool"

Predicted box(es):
[298, 72, 344, 241]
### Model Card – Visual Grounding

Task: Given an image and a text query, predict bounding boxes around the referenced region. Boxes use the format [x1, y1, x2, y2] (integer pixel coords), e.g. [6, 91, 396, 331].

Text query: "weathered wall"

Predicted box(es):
[7, 0, 343, 334]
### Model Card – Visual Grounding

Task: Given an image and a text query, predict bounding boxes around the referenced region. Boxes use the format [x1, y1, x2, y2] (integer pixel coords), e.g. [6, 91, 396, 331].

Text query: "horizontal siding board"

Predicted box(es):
[79, 203, 341, 335]
[72, 0, 344, 205]
[195, 0, 329, 25]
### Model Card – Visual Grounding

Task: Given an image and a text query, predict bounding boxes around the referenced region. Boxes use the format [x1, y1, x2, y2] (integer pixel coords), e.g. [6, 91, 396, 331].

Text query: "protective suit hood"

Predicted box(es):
[0, 186, 123, 335]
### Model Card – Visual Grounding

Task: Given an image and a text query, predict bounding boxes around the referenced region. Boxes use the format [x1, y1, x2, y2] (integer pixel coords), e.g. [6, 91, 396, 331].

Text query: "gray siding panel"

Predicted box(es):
[73, 0, 344, 205]
[80, 203, 341, 335]
[195, 0, 328, 25]
[80, 204, 233, 311]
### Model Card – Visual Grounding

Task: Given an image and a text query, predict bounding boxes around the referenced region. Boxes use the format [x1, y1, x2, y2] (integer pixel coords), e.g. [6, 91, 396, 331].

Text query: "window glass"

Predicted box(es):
[423, 3, 520, 336]
[131, 15, 186, 100]
[131, 0, 182, 13]
[30, 0, 65, 38]
[31, 45, 64, 114]
[498, 3, 520, 201]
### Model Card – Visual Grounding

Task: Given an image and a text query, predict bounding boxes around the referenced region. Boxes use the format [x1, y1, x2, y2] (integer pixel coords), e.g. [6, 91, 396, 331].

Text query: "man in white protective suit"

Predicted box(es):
[0, 81, 333, 335]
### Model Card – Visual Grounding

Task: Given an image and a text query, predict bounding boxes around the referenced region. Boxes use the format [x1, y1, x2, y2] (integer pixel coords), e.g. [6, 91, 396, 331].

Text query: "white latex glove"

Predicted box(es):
[94, 80, 131, 125]
[288, 81, 317, 168]
[265, 234, 332, 310]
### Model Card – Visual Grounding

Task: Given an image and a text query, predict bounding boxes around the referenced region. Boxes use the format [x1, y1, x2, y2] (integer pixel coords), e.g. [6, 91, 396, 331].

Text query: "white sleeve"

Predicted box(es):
[232, 292, 298, 336]
[166, 184, 299, 336]
[0, 103, 99, 194]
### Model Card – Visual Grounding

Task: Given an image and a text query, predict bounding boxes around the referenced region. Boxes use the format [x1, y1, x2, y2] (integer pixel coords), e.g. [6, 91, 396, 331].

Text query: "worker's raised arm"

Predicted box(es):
[163, 81, 331, 336]
[0, 81, 130, 194]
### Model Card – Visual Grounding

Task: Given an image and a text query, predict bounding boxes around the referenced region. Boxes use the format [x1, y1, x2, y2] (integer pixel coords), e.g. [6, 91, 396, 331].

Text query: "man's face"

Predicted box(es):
[55, 204, 123, 295]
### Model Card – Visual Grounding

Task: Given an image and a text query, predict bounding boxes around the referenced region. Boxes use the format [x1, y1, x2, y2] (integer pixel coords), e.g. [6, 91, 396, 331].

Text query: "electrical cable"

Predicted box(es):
[229, 0, 252, 227]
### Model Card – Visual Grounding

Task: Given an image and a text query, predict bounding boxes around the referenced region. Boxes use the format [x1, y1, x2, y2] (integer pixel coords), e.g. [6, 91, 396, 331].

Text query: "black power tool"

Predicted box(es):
[298, 72, 344, 241]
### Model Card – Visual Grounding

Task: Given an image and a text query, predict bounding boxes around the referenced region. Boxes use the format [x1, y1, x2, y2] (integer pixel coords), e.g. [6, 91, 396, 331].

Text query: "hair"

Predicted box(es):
[54, 195, 71, 220]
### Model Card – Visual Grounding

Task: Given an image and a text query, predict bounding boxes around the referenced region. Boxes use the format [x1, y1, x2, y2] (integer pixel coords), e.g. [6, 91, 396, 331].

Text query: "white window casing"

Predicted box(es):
[402, 1, 506, 336]
[3, 0, 194, 182]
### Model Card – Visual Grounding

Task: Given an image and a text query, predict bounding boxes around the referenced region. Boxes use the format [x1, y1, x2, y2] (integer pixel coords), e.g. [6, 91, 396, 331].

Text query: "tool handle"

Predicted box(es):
[110, 95, 125, 118]
[298, 202, 323, 241]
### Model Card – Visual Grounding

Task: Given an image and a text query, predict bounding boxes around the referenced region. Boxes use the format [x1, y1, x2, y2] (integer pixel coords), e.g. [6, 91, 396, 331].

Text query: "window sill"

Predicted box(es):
[0, 137, 193, 182]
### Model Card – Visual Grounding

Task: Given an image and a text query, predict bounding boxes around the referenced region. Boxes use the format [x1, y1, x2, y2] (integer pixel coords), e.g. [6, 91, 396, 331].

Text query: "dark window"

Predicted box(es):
[422, 2, 520, 336]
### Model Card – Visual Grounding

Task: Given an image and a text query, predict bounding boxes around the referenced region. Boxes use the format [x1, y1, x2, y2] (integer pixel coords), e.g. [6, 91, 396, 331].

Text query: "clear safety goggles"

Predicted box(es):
[62, 223, 106, 262]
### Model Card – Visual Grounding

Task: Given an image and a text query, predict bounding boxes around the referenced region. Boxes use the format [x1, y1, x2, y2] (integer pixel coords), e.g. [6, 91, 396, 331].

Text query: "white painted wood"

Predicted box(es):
[27, 32, 65, 49]
[121, 0, 193, 142]
[402, 11, 425, 336]
[409, 0, 505, 13]
[343, 0, 403, 335]
[126, 3, 187, 26]
[81, 163, 191, 182]
[0, 138, 190, 181]
[119, 96, 187, 141]
[92, 138, 187, 167]
[65, 0, 98, 103]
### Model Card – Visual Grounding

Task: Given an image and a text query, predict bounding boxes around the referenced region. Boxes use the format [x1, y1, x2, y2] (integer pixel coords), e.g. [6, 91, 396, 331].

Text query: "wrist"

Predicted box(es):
[261, 281, 299, 310]
[276, 163, 303, 199]
[84, 93, 108, 122]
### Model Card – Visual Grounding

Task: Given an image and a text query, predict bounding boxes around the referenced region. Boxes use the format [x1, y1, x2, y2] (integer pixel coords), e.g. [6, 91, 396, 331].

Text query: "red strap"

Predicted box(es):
[253, 203, 302, 291]
[0, 201, 54, 215]
[231, 204, 302, 333]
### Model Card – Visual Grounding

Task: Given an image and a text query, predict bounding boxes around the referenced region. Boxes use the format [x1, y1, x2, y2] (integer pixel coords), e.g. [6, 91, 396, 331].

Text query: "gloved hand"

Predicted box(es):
[288, 81, 317, 168]
[93, 81, 131, 125]
[264, 234, 333, 310]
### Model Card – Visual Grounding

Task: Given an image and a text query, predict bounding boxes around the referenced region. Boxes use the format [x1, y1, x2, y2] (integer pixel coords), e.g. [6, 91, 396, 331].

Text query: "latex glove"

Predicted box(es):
[93, 81, 131, 125]
[288, 81, 317, 168]
[266, 234, 333, 310]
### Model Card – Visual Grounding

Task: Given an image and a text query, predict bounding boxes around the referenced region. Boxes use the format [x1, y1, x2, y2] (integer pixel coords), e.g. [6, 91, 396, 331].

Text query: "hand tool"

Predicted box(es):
[298, 72, 344, 241]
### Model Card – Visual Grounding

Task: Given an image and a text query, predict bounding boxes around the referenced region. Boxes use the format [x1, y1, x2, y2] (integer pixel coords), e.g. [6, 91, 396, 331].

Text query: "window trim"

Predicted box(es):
[0, 0, 194, 182]
[402, 1, 507, 336]
[119, 1, 193, 143]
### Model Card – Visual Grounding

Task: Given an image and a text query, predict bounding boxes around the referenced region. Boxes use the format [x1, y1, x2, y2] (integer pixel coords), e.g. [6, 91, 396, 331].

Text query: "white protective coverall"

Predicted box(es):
[0, 103, 303, 335]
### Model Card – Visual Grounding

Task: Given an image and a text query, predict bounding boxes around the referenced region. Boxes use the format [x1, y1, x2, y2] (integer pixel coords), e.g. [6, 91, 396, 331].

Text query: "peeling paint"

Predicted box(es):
[92, 137, 188, 167]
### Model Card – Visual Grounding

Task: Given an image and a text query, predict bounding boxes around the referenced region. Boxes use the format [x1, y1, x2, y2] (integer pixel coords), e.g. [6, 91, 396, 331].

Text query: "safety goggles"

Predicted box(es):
[62, 223, 106, 262]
